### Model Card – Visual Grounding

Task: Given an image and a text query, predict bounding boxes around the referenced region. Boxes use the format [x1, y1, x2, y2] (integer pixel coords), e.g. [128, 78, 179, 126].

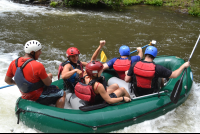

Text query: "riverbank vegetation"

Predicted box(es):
[16, 0, 200, 16]
[48, 0, 200, 16]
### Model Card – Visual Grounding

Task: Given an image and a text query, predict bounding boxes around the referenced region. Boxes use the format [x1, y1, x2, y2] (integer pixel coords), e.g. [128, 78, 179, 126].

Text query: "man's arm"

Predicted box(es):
[103, 63, 109, 71]
[125, 63, 134, 82]
[4, 76, 16, 85]
[169, 62, 190, 78]
[137, 47, 143, 60]
[41, 74, 52, 86]
[125, 73, 132, 82]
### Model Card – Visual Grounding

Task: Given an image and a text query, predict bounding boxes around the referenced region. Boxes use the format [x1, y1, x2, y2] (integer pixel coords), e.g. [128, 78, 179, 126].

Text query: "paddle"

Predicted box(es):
[0, 85, 14, 89]
[170, 35, 200, 104]
[130, 40, 156, 54]
[100, 50, 107, 62]
[100, 40, 156, 63]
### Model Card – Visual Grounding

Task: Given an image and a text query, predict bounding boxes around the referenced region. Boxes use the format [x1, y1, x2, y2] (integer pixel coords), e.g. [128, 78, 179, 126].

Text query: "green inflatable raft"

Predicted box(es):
[15, 56, 193, 133]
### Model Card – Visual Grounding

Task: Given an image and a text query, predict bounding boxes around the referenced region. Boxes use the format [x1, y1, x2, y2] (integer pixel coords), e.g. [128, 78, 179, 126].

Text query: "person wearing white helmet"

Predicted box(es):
[5, 40, 66, 108]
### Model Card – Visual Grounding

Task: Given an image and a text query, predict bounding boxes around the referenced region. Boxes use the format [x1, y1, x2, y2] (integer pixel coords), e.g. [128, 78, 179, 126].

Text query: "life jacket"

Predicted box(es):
[74, 76, 106, 104]
[57, 60, 83, 80]
[132, 61, 156, 90]
[14, 57, 44, 93]
[113, 56, 131, 80]
[57, 60, 84, 93]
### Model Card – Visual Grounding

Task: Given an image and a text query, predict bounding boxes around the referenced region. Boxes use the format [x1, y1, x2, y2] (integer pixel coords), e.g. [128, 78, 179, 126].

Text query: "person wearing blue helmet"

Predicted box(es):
[125, 46, 190, 97]
[103, 45, 143, 80]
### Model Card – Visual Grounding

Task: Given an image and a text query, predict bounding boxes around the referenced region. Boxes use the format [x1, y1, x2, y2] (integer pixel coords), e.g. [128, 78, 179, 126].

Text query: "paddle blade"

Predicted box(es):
[170, 79, 183, 104]
[100, 51, 107, 62]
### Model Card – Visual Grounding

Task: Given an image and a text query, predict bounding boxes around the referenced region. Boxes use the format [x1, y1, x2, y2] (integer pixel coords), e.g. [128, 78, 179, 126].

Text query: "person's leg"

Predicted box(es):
[113, 87, 131, 98]
[36, 85, 66, 108]
[106, 83, 119, 94]
[55, 91, 66, 108]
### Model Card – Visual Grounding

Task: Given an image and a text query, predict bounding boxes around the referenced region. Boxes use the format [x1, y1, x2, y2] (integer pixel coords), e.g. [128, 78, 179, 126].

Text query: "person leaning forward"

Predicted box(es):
[125, 46, 190, 97]
[74, 40, 131, 105]
[103, 45, 143, 80]
[5, 40, 66, 108]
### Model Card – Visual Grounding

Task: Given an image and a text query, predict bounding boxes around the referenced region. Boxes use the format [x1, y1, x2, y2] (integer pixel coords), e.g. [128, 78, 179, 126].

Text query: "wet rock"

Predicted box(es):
[32, 1, 40, 4]
[180, 9, 189, 14]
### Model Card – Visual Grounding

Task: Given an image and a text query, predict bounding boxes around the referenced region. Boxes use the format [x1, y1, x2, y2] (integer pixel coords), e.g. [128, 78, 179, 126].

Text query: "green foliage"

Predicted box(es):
[55, 0, 200, 17]
[50, 1, 58, 7]
[144, 0, 163, 6]
[123, 0, 143, 6]
[103, 0, 123, 7]
[38, 0, 46, 3]
[188, 1, 200, 16]
[64, 0, 123, 9]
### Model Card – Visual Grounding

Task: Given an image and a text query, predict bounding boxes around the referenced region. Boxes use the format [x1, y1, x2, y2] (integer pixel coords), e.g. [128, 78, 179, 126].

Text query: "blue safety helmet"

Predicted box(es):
[144, 46, 157, 57]
[119, 45, 130, 56]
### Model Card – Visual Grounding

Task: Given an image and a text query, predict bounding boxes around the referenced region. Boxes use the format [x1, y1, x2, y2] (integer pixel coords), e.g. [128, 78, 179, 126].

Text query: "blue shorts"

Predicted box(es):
[109, 93, 117, 98]
[36, 85, 64, 106]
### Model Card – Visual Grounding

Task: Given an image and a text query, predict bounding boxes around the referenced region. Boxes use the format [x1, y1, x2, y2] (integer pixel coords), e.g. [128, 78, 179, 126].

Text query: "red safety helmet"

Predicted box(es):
[66, 47, 80, 57]
[86, 61, 103, 77]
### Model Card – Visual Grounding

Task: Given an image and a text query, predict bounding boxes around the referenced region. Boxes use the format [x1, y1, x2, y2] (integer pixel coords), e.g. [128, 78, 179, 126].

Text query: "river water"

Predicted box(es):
[0, 0, 200, 132]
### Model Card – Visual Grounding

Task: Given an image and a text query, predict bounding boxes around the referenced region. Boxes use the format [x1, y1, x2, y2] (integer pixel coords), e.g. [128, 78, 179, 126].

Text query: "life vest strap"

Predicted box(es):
[14, 57, 44, 93]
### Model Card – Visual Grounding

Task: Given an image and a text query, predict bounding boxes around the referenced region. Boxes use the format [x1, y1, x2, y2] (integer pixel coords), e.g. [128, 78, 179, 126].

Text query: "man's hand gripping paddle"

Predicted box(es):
[170, 35, 200, 104]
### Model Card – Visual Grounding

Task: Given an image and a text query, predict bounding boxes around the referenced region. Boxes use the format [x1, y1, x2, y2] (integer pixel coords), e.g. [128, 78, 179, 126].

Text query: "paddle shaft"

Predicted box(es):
[188, 34, 200, 61]
[130, 44, 149, 54]
[0, 85, 14, 89]
[172, 35, 200, 101]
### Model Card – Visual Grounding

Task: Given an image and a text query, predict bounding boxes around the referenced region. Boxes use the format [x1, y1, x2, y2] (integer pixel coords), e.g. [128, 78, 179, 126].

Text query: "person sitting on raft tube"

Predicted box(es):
[125, 46, 190, 97]
[75, 61, 131, 105]
[58, 40, 107, 93]
[103, 45, 143, 80]
[5, 40, 66, 108]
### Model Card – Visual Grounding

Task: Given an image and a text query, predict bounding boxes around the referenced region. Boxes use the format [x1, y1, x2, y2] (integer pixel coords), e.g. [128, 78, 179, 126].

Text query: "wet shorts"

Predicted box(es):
[36, 85, 64, 106]
[109, 93, 117, 98]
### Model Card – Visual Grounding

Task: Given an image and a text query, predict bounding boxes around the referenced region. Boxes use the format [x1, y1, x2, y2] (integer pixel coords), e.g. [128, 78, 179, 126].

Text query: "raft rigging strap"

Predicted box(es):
[15, 93, 187, 131]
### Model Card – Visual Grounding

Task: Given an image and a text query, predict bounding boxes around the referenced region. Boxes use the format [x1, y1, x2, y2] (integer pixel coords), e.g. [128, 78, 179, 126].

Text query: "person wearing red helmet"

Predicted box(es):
[58, 40, 106, 93]
[75, 61, 131, 105]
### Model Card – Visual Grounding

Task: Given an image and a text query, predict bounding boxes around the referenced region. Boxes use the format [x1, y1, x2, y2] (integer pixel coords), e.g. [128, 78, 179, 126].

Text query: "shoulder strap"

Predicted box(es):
[15, 57, 21, 67]
[88, 79, 97, 86]
[88, 76, 106, 86]
[77, 60, 83, 69]
[21, 59, 34, 70]
[61, 60, 70, 67]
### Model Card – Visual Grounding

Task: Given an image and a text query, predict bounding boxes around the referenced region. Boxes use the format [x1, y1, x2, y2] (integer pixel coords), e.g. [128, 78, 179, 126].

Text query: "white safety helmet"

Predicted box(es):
[24, 40, 42, 54]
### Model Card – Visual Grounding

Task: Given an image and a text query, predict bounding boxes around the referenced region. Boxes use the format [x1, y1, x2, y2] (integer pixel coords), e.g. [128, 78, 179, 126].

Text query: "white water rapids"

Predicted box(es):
[0, 0, 200, 133]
